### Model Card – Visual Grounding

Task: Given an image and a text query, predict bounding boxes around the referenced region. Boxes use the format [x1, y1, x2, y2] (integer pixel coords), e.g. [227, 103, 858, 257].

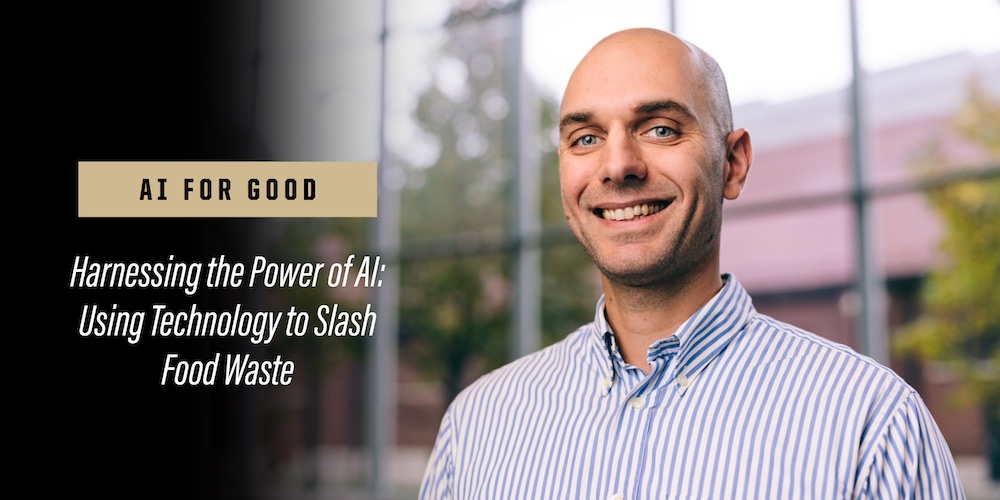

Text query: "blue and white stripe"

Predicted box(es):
[420, 274, 965, 499]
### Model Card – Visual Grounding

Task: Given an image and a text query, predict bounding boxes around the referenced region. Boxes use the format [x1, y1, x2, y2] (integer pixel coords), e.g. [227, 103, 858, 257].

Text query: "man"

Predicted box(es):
[420, 28, 964, 499]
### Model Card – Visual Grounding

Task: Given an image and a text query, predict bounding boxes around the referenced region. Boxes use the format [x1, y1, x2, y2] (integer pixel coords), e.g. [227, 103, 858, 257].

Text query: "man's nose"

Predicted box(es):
[601, 130, 647, 183]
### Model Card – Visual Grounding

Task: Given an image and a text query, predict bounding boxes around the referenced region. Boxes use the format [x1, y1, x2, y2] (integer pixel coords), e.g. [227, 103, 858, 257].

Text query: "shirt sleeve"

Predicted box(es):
[855, 391, 966, 499]
[420, 406, 456, 500]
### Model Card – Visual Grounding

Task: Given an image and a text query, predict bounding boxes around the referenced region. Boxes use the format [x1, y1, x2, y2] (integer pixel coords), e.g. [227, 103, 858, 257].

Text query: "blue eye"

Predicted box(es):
[648, 126, 677, 138]
[574, 134, 598, 147]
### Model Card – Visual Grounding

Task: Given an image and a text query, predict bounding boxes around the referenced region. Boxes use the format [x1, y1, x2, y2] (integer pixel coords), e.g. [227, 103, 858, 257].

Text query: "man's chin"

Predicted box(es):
[595, 260, 672, 288]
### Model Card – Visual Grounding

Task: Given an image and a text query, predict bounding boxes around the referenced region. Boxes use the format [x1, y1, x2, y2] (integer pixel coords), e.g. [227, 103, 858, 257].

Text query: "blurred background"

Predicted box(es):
[194, 0, 999, 498]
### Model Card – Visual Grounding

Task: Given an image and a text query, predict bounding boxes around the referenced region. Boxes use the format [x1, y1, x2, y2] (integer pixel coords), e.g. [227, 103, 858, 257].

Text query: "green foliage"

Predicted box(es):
[394, 12, 515, 402]
[395, 8, 598, 403]
[399, 254, 509, 401]
[266, 217, 371, 371]
[894, 81, 1000, 413]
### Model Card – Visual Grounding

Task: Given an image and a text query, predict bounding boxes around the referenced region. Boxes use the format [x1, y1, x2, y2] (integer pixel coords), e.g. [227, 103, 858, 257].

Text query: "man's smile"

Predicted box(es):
[593, 200, 672, 221]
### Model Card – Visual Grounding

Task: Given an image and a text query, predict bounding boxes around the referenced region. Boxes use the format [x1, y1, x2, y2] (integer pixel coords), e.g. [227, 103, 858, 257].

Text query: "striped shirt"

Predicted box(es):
[419, 274, 965, 499]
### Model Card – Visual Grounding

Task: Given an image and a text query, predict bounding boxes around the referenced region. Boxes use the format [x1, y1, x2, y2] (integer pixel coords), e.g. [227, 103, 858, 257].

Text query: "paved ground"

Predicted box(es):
[956, 455, 999, 500]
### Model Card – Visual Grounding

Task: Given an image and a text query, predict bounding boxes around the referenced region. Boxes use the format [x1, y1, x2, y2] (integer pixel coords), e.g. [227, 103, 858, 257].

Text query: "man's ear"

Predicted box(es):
[722, 128, 752, 200]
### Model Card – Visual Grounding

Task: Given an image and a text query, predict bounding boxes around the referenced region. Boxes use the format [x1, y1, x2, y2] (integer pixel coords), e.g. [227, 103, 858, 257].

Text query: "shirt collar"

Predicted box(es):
[591, 295, 621, 390]
[590, 274, 757, 393]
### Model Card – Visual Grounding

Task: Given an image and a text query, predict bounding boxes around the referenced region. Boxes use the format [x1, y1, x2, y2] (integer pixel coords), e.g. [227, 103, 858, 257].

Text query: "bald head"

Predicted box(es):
[563, 28, 733, 144]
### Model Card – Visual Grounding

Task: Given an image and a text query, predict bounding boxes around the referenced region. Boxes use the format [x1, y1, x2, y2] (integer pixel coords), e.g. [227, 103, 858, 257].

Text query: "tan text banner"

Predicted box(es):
[78, 161, 377, 218]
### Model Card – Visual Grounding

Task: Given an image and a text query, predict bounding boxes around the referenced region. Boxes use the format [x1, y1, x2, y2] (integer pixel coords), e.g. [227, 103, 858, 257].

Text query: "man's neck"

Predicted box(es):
[601, 263, 724, 374]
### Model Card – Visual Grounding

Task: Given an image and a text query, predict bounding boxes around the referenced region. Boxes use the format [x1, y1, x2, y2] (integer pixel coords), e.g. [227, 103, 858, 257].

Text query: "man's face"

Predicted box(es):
[558, 33, 743, 287]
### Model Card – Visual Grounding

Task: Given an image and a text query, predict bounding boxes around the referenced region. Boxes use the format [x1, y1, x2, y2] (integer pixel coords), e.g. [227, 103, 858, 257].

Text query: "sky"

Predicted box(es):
[522, 0, 1000, 106]
[259, 0, 1000, 163]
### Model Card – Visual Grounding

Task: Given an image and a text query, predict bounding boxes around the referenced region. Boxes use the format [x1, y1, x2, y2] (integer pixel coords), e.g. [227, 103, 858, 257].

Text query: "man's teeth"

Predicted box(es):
[602, 203, 665, 221]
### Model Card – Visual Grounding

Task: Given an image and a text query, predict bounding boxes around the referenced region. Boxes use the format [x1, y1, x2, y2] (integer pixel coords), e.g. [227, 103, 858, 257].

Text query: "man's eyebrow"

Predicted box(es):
[559, 101, 694, 133]
[558, 112, 591, 133]
[635, 100, 694, 119]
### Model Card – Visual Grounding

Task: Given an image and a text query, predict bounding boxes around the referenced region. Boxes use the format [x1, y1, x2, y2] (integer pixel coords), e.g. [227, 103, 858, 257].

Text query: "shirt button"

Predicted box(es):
[598, 376, 612, 396]
[629, 397, 645, 410]
[677, 373, 690, 387]
[609, 493, 624, 500]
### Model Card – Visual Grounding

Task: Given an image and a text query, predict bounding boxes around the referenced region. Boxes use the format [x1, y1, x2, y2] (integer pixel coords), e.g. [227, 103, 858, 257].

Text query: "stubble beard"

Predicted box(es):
[577, 200, 723, 290]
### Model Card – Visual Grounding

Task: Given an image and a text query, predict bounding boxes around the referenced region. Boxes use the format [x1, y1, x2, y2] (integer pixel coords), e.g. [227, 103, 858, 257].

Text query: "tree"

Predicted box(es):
[394, 2, 598, 404]
[893, 80, 1000, 480]
[394, 6, 517, 404]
